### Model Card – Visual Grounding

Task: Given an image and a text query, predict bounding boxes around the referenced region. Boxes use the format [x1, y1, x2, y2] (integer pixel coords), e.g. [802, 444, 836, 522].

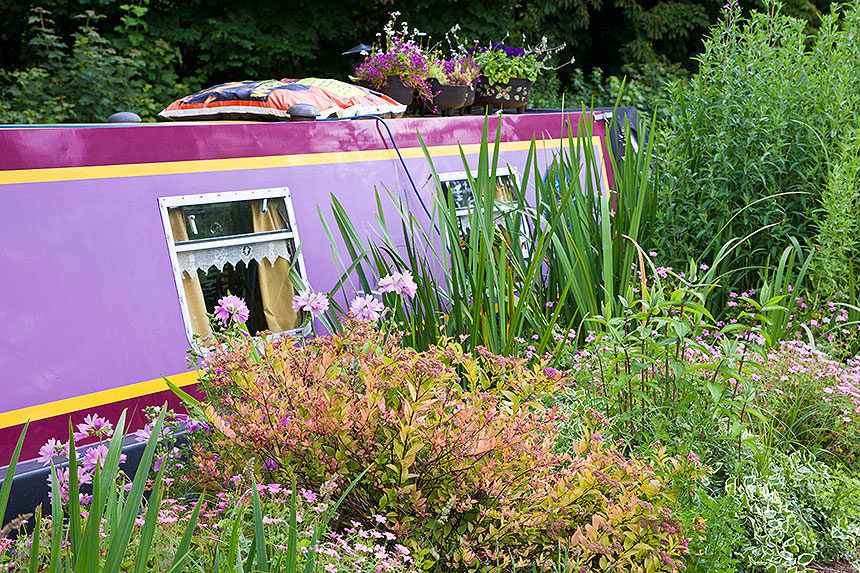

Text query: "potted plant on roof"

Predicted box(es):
[467, 37, 567, 114]
[351, 13, 434, 107]
[422, 56, 481, 116]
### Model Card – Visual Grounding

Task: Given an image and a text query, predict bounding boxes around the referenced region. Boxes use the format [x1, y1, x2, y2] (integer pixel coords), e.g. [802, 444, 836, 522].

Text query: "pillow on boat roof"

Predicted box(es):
[159, 78, 406, 121]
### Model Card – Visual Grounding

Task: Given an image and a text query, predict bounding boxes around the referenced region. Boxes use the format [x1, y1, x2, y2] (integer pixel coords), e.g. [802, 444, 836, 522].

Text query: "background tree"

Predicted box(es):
[0, 0, 838, 123]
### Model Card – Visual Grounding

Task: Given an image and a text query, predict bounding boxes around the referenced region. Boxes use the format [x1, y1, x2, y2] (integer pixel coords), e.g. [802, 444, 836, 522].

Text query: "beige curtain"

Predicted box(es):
[168, 209, 213, 338]
[494, 177, 513, 202]
[252, 199, 300, 332]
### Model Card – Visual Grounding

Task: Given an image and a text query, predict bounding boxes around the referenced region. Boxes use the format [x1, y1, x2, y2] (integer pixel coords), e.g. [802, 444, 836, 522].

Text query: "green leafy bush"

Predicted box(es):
[654, 1, 860, 296]
[0, 8, 157, 123]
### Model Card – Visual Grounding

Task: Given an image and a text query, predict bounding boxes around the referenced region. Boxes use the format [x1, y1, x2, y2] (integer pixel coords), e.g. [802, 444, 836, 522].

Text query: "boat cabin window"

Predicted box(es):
[437, 167, 530, 260]
[159, 188, 306, 343]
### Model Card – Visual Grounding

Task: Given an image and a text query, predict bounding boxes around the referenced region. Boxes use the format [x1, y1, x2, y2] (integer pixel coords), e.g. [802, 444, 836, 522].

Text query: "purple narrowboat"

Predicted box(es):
[0, 111, 620, 481]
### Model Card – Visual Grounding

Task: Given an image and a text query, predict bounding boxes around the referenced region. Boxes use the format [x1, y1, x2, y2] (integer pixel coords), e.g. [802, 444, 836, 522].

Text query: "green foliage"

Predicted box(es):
[726, 447, 860, 571]
[680, 490, 745, 573]
[654, 1, 860, 297]
[0, 407, 206, 571]
[553, 271, 782, 466]
[538, 64, 686, 122]
[815, 122, 860, 297]
[0, 8, 153, 123]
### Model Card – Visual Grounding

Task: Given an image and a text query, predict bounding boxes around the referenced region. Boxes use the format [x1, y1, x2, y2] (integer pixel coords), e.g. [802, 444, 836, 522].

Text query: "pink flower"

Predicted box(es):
[82, 444, 126, 472]
[74, 413, 113, 441]
[214, 295, 249, 326]
[133, 425, 156, 444]
[349, 295, 385, 321]
[377, 271, 418, 298]
[292, 289, 330, 315]
[38, 438, 65, 465]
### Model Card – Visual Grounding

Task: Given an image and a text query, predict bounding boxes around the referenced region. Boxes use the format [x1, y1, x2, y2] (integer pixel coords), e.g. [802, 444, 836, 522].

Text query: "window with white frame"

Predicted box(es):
[159, 187, 306, 343]
[437, 167, 530, 260]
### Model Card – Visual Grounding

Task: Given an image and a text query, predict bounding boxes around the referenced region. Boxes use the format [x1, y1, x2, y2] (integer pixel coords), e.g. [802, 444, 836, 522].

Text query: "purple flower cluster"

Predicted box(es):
[467, 43, 529, 59]
[440, 57, 481, 85]
[353, 38, 435, 102]
[39, 413, 128, 504]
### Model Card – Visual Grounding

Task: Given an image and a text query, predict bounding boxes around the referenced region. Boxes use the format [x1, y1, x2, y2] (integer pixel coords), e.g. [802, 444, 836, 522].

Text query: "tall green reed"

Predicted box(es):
[321, 111, 657, 354]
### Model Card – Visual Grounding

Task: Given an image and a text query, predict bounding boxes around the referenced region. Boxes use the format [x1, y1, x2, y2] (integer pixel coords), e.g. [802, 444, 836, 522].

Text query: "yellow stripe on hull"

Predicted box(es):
[0, 370, 201, 429]
[0, 138, 604, 185]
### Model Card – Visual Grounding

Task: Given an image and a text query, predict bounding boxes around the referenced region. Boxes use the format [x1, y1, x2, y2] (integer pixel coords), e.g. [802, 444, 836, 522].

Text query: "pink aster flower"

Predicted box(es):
[377, 271, 418, 299]
[214, 295, 249, 326]
[74, 413, 113, 441]
[38, 438, 66, 465]
[133, 424, 157, 444]
[81, 444, 126, 472]
[292, 289, 330, 315]
[349, 295, 385, 321]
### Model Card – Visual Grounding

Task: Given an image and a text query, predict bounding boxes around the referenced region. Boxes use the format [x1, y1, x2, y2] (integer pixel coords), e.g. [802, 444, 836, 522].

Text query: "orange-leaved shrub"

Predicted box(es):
[188, 323, 698, 572]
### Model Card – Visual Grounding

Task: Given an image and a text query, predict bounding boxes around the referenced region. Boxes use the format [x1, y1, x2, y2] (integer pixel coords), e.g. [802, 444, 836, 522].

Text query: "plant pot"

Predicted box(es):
[473, 77, 533, 114]
[354, 75, 414, 106]
[425, 78, 469, 116]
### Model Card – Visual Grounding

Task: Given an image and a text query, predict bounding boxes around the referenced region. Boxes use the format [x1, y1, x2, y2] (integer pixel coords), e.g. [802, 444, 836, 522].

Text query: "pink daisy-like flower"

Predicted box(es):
[74, 413, 113, 441]
[214, 295, 249, 326]
[81, 444, 126, 472]
[38, 438, 65, 465]
[349, 295, 385, 321]
[378, 271, 418, 299]
[132, 425, 156, 444]
[292, 289, 330, 315]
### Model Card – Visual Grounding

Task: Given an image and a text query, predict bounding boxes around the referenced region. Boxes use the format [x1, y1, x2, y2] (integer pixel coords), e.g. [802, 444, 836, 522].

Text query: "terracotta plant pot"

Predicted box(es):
[472, 77, 533, 114]
[354, 75, 414, 106]
[424, 78, 469, 116]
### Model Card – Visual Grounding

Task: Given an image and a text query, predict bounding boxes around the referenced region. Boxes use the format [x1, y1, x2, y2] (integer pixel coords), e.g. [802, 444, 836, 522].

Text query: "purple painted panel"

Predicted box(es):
[0, 112, 610, 464]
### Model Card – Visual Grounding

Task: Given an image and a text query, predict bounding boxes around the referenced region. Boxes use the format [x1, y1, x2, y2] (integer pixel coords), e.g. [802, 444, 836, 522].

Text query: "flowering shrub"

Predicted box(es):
[551, 416, 704, 573]
[752, 340, 860, 467]
[185, 322, 696, 571]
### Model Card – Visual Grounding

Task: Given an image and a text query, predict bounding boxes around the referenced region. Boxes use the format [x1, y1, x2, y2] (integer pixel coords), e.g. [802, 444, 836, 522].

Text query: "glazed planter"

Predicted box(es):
[473, 77, 533, 114]
[425, 78, 469, 116]
[355, 75, 414, 106]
